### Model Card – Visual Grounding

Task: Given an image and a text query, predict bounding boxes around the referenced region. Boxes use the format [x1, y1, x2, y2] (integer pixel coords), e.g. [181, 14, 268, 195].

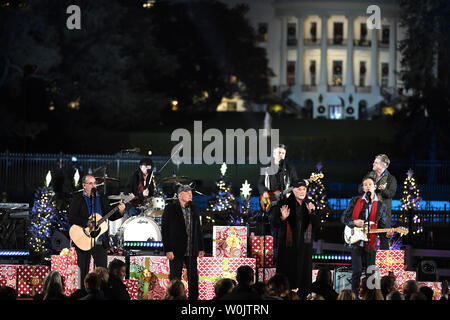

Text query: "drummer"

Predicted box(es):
[125, 157, 155, 216]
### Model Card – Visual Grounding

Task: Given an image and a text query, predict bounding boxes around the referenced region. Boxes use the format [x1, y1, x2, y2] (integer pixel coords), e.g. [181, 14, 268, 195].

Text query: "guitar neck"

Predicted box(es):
[368, 228, 395, 234]
[97, 207, 119, 225]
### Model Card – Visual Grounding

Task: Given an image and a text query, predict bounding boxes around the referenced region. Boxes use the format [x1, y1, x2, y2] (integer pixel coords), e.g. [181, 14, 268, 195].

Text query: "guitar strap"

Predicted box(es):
[352, 195, 378, 251]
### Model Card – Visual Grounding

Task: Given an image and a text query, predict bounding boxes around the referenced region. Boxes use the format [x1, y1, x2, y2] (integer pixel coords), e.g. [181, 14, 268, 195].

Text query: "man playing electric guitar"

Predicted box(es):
[341, 176, 393, 297]
[68, 175, 126, 289]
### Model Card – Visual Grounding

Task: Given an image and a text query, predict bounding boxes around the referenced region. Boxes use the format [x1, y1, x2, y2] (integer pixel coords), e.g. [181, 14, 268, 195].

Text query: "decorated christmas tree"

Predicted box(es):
[28, 172, 70, 260]
[399, 169, 423, 236]
[306, 162, 329, 231]
[206, 163, 237, 213]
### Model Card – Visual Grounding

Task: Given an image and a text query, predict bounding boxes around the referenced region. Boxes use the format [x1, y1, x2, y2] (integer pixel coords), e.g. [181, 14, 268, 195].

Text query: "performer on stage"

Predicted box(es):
[125, 157, 155, 216]
[270, 179, 318, 299]
[258, 144, 298, 200]
[342, 176, 393, 296]
[68, 175, 125, 289]
[161, 184, 204, 300]
[358, 154, 397, 250]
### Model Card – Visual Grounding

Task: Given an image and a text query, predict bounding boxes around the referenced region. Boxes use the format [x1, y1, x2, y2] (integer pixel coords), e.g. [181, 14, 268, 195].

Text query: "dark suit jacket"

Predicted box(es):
[68, 192, 123, 249]
[341, 195, 389, 248]
[258, 160, 298, 194]
[125, 169, 155, 204]
[161, 201, 204, 258]
[104, 276, 130, 300]
[358, 170, 397, 217]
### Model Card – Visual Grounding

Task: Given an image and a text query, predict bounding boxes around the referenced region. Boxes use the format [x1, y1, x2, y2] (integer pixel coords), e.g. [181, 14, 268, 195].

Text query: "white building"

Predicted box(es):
[221, 0, 404, 119]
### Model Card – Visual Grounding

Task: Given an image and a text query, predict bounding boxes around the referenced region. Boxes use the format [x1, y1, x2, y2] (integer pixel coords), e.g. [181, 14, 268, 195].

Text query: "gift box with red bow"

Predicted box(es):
[375, 250, 405, 273]
[213, 226, 248, 258]
[17, 265, 50, 296]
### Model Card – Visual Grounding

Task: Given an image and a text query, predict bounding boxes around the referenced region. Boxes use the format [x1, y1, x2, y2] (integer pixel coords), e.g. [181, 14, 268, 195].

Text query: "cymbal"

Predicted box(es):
[161, 176, 190, 185]
[95, 177, 120, 183]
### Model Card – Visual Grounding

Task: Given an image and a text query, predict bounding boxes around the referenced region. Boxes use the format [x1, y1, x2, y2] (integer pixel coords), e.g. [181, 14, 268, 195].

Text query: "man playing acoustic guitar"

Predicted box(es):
[68, 175, 126, 289]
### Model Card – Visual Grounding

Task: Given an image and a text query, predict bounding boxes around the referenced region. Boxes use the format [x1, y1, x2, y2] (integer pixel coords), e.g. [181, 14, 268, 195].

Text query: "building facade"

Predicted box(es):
[223, 0, 403, 119]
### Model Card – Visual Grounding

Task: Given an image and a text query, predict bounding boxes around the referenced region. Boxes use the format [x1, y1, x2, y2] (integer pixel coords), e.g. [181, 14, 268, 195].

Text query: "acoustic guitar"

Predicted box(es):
[69, 193, 135, 251]
[259, 172, 324, 213]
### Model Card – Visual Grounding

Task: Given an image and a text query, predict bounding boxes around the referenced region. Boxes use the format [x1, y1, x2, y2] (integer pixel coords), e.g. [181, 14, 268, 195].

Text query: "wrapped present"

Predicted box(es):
[213, 226, 247, 258]
[124, 279, 139, 300]
[418, 282, 442, 300]
[379, 270, 416, 289]
[197, 257, 256, 300]
[375, 250, 404, 273]
[0, 265, 18, 289]
[250, 236, 274, 268]
[129, 256, 188, 300]
[312, 269, 335, 283]
[257, 268, 276, 283]
[17, 265, 50, 296]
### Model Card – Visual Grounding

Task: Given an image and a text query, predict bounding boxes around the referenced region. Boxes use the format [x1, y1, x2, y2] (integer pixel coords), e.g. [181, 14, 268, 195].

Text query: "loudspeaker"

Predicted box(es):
[51, 230, 70, 251]
[417, 260, 438, 282]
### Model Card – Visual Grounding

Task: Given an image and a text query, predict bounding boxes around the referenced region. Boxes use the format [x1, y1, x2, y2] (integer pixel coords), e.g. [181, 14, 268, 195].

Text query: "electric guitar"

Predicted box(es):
[343, 222, 408, 245]
[259, 172, 324, 213]
[69, 193, 135, 251]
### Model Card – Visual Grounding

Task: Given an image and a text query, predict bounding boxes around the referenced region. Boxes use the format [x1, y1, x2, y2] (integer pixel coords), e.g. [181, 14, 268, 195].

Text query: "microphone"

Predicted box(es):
[366, 191, 372, 204]
[122, 147, 140, 153]
[187, 201, 192, 208]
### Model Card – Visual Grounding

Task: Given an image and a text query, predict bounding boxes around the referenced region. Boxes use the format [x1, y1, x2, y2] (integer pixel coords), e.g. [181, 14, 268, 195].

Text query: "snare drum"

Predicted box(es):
[119, 215, 162, 242]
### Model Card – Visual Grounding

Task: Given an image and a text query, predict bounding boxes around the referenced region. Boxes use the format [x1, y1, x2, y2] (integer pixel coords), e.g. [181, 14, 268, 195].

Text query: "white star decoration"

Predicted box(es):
[240, 180, 252, 198]
[45, 170, 52, 187]
[220, 162, 227, 176]
[73, 169, 80, 187]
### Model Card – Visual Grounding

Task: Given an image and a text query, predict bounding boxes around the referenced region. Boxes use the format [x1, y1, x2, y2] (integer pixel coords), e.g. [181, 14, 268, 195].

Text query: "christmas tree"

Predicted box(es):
[306, 162, 329, 231]
[28, 172, 70, 260]
[206, 163, 237, 213]
[399, 169, 423, 236]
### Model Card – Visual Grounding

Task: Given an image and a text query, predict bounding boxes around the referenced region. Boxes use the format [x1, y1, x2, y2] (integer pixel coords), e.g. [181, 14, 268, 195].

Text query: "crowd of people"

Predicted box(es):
[0, 264, 448, 301]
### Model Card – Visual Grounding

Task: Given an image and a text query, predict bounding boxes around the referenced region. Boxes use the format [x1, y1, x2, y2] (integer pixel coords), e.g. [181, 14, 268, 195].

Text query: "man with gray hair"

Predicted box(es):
[161, 183, 204, 300]
[358, 154, 397, 250]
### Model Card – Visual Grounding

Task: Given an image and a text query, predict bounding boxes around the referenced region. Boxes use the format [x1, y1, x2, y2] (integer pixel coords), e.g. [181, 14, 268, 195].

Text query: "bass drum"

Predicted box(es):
[119, 216, 162, 242]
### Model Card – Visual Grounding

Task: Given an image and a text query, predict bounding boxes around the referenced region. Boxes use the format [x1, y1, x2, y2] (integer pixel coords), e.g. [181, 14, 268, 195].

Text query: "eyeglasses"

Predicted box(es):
[84, 182, 97, 185]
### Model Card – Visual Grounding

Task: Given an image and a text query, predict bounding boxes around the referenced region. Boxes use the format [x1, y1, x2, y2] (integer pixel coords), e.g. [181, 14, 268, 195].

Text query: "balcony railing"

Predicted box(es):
[304, 38, 321, 46]
[327, 85, 345, 92]
[301, 85, 317, 92]
[378, 40, 390, 48]
[354, 39, 371, 47]
[355, 86, 371, 93]
[287, 38, 298, 46]
[327, 38, 347, 46]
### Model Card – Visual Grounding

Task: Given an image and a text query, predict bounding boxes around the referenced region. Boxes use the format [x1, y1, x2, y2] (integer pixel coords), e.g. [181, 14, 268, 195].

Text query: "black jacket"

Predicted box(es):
[126, 169, 155, 204]
[258, 160, 298, 194]
[68, 192, 123, 249]
[161, 201, 204, 258]
[270, 193, 320, 250]
[358, 170, 397, 217]
[104, 276, 130, 300]
[219, 284, 261, 300]
[341, 195, 389, 248]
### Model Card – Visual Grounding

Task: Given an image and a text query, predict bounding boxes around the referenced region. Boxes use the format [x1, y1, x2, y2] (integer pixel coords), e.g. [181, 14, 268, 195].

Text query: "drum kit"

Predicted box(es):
[103, 174, 190, 250]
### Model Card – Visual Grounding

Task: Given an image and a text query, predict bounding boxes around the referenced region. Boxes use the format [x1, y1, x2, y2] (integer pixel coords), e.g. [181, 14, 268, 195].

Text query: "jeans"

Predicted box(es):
[351, 246, 376, 295]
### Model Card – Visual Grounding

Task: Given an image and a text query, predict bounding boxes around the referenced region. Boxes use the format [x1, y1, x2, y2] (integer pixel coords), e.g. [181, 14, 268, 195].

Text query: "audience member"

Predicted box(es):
[164, 279, 187, 300]
[0, 286, 17, 300]
[104, 258, 130, 300]
[213, 278, 236, 300]
[403, 280, 419, 300]
[310, 268, 338, 300]
[94, 266, 109, 292]
[380, 275, 396, 300]
[252, 281, 282, 300]
[386, 290, 404, 300]
[307, 293, 325, 300]
[410, 292, 427, 301]
[220, 266, 260, 300]
[419, 286, 434, 301]
[80, 272, 105, 300]
[35, 270, 68, 300]
[359, 276, 383, 300]
[337, 289, 357, 300]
